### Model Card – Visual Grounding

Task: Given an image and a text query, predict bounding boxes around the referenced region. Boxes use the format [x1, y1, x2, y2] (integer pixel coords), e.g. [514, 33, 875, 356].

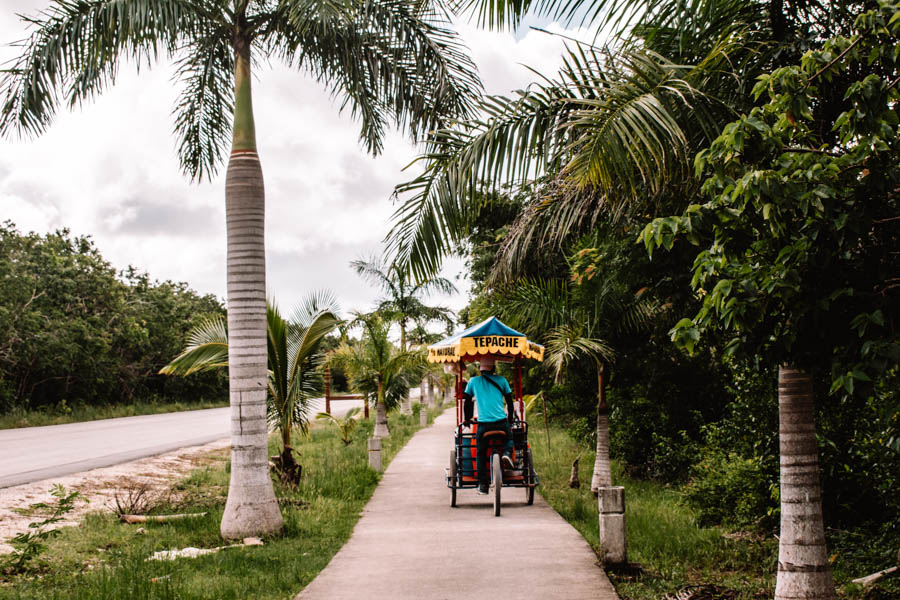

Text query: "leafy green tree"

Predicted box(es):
[162, 292, 341, 482]
[640, 5, 900, 597]
[0, 223, 225, 414]
[328, 314, 425, 438]
[2, 0, 480, 538]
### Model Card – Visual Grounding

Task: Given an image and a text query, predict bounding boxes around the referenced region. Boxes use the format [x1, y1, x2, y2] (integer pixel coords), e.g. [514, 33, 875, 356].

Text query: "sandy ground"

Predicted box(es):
[0, 438, 230, 554]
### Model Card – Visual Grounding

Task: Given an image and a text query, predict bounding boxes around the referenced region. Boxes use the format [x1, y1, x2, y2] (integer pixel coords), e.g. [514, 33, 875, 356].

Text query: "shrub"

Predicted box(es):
[683, 449, 776, 530]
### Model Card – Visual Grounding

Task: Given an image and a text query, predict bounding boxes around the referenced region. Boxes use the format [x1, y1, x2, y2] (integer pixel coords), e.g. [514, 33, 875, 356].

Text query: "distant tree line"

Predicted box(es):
[0, 222, 226, 413]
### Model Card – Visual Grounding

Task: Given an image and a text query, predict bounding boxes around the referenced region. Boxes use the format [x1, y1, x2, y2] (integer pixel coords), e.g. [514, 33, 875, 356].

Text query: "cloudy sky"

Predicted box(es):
[0, 1, 589, 320]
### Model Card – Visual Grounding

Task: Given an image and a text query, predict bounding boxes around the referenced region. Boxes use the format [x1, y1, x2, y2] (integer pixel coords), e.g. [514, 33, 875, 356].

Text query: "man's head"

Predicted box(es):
[478, 356, 495, 371]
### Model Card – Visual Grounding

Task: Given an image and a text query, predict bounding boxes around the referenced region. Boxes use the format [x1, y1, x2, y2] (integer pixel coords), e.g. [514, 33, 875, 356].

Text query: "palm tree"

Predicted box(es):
[544, 321, 614, 492]
[161, 292, 341, 483]
[352, 256, 455, 412]
[1, 0, 480, 538]
[499, 276, 655, 492]
[315, 406, 362, 445]
[351, 256, 456, 352]
[329, 313, 425, 438]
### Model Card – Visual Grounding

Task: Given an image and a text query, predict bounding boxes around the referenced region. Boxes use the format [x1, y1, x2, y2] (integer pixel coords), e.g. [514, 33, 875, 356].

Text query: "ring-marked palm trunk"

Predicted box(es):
[591, 362, 612, 493]
[775, 366, 835, 600]
[374, 379, 390, 438]
[400, 320, 412, 414]
[221, 42, 282, 539]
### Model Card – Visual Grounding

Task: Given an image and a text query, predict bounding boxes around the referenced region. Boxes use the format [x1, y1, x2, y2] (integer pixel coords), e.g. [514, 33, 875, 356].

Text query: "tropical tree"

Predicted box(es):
[496, 260, 657, 492]
[352, 256, 455, 412]
[329, 313, 425, 438]
[161, 292, 341, 483]
[1, 0, 480, 537]
[640, 5, 900, 597]
[386, 0, 867, 282]
[351, 257, 456, 352]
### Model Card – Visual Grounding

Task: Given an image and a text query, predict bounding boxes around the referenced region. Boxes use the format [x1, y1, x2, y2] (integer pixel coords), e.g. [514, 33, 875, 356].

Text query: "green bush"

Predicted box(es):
[683, 449, 776, 530]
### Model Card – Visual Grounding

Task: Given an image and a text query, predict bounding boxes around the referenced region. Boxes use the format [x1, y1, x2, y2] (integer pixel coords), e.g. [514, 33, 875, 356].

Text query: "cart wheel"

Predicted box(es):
[492, 453, 502, 516]
[449, 449, 457, 507]
[524, 448, 535, 505]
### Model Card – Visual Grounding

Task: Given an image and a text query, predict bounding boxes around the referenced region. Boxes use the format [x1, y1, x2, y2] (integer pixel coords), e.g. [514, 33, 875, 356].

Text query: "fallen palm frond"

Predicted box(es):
[120, 512, 207, 524]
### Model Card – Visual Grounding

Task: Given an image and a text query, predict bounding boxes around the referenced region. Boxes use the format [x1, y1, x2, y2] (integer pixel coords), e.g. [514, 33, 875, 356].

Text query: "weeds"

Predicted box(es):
[1, 484, 87, 576]
[113, 481, 157, 516]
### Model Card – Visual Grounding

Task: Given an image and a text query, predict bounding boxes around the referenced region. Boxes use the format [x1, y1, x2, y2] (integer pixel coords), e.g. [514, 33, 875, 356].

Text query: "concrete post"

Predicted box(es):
[598, 486, 626, 565]
[426, 376, 434, 407]
[419, 405, 427, 426]
[368, 437, 382, 472]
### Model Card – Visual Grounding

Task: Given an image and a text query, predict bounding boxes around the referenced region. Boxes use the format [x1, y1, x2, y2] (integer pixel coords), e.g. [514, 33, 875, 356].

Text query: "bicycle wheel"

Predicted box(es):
[524, 448, 535, 505]
[492, 453, 502, 516]
[449, 449, 457, 507]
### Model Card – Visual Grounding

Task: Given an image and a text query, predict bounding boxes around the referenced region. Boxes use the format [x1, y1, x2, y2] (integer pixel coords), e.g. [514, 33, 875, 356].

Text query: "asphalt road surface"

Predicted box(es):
[0, 397, 366, 489]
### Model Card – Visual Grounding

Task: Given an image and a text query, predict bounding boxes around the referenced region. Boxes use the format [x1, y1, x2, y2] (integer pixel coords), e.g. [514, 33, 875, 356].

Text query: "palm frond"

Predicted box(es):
[263, 0, 482, 155]
[171, 27, 234, 181]
[386, 45, 717, 280]
[544, 322, 614, 382]
[159, 315, 228, 375]
[1, 0, 218, 139]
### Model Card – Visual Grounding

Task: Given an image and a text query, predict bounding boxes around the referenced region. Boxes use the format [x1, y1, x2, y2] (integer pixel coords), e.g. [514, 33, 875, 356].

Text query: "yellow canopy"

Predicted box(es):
[426, 317, 544, 364]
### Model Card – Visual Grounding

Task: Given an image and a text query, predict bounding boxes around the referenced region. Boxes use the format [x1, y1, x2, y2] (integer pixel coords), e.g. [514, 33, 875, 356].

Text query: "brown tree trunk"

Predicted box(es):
[373, 379, 390, 438]
[591, 364, 612, 493]
[775, 365, 836, 600]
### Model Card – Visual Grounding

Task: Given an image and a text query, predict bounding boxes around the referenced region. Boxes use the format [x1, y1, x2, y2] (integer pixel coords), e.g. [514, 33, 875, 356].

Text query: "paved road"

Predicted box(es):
[0, 397, 367, 489]
[296, 410, 619, 600]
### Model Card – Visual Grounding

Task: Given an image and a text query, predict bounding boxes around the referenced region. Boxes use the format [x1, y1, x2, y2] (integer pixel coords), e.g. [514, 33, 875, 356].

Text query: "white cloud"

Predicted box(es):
[0, 2, 589, 321]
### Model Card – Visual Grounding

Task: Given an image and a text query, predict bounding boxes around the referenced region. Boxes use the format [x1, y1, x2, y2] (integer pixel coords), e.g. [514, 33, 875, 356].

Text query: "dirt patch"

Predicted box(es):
[0, 438, 230, 554]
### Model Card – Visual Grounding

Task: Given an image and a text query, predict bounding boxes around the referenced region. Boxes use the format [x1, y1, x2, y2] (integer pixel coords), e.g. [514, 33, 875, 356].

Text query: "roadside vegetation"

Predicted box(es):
[0, 407, 441, 599]
[532, 424, 899, 600]
[0, 224, 227, 427]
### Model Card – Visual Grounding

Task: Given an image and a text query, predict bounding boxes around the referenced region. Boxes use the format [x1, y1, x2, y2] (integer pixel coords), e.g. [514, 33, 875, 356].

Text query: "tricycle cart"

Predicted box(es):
[427, 317, 544, 516]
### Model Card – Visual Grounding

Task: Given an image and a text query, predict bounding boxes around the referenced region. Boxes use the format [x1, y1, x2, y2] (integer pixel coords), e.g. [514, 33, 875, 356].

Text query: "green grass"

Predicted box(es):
[532, 425, 900, 600]
[0, 401, 229, 430]
[0, 405, 443, 600]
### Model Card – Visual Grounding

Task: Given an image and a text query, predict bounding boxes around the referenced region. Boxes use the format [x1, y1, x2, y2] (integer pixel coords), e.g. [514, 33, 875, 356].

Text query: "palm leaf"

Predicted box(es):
[1, 0, 218, 139]
[158, 315, 228, 375]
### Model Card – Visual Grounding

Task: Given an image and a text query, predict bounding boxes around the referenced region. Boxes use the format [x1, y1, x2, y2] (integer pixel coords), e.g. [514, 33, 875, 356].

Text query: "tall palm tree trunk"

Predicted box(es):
[775, 366, 835, 600]
[400, 321, 411, 414]
[591, 364, 612, 493]
[221, 41, 283, 539]
[374, 379, 391, 438]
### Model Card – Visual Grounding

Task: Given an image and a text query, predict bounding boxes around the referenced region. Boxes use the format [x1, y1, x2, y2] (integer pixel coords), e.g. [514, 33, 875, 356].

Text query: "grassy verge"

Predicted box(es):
[532, 425, 898, 600]
[0, 404, 443, 600]
[0, 401, 229, 430]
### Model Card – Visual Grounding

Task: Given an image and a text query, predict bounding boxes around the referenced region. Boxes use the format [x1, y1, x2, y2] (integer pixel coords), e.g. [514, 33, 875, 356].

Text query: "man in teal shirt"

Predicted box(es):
[463, 357, 516, 494]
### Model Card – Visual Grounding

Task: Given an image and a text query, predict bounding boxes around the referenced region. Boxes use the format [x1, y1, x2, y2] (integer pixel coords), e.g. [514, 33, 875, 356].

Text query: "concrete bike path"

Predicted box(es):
[296, 409, 619, 600]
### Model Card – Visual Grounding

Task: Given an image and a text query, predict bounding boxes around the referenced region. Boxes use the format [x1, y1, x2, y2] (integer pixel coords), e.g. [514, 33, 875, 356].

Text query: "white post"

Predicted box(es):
[368, 437, 383, 472]
[598, 486, 627, 565]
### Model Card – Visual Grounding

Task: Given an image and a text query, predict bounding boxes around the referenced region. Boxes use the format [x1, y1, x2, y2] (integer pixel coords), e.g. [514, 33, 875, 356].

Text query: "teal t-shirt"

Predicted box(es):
[465, 373, 512, 422]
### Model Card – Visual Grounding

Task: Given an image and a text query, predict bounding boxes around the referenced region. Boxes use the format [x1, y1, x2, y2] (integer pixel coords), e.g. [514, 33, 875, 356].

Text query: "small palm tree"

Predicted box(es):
[329, 314, 425, 438]
[161, 292, 341, 481]
[315, 407, 362, 445]
[544, 320, 615, 492]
